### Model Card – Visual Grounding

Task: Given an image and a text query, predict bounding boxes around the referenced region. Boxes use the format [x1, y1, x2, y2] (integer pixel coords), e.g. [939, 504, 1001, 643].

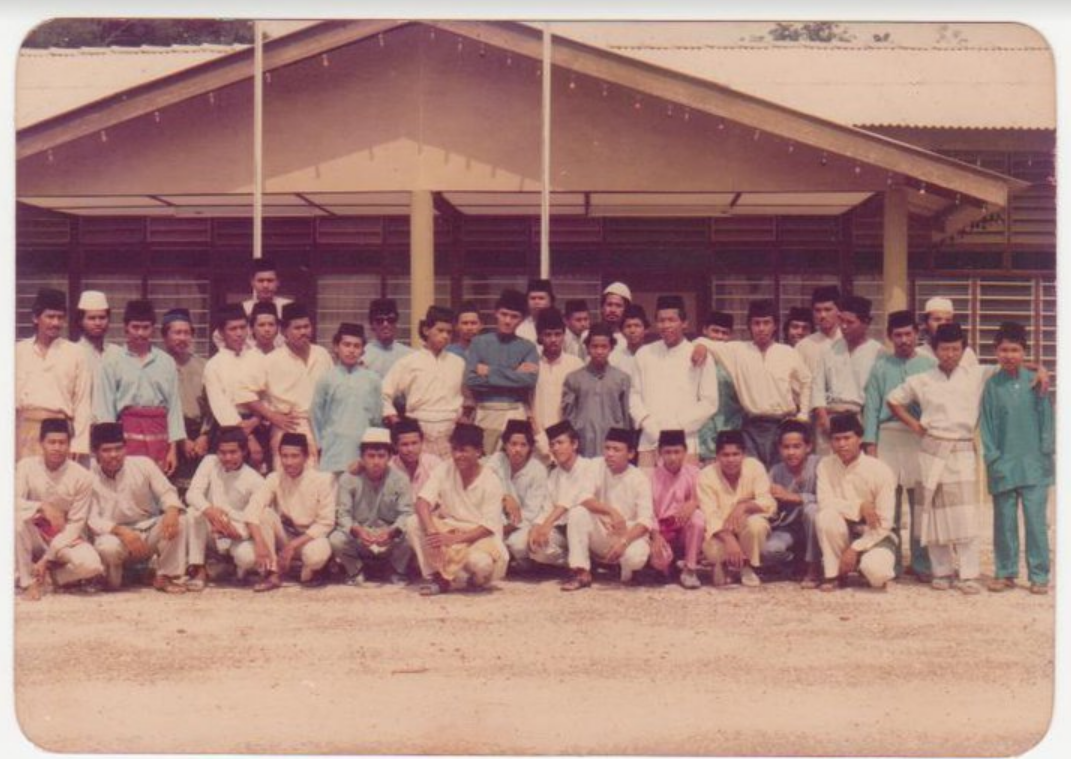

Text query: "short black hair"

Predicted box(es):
[778, 419, 812, 445]
[715, 429, 747, 454]
[829, 413, 864, 438]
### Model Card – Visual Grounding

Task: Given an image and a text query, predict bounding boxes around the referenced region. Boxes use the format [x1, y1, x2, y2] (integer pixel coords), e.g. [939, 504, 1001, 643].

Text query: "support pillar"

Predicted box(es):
[883, 186, 909, 317]
[410, 190, 435, 343]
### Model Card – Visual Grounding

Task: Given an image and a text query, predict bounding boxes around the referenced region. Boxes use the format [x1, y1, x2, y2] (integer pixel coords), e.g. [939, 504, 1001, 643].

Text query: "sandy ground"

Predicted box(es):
[14, 549, 1054, 756]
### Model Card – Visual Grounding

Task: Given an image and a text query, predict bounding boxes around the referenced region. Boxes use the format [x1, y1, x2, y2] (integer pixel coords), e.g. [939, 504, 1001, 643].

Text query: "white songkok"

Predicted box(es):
[924, 297, 954, 315]
[77, 290, 109, 311]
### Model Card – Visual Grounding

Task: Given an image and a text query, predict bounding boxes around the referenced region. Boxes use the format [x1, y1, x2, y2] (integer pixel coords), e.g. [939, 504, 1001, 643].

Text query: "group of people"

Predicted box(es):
[14, 259, 1054, 599]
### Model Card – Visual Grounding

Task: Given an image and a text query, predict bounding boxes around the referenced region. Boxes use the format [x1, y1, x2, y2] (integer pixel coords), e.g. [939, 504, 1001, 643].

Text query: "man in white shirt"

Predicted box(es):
[516, 278, 555, 344]
[562, 427, 654, 591]
[917, 297, 979, 368]
[563, 299, 590, 361]
[15, 419, 103, 600]
[629, 295, 719, 468]
[815, 413, 898, 591]
[608, 303, 649, 377]
[796, 285, 842, 374]
[486, 419, 555, 569]
[210, 258, 292, 351]
[531, 308, 585, 461]
[15, 288, 91, 460]
[185, 426, 266, 590]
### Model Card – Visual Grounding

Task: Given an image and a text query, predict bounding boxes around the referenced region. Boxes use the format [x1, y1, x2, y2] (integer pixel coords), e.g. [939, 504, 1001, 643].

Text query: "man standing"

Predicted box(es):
[561, 324, 632, 458]
[814, 413, 898, 591]
[696, 310, 744, 463]
[446, 301, 483, 360]
[16, 288, 91, 461]
[531, 308, 585, 460]
[311, 323, 382, 474]
[782, 307, 814, 348]
[862, 310, 936, 580]
[600, 281, 632, 335]
[697, 430, 776, 588]
[87, 422, 189, 593]
[330, 428, 414, 586]
[705, 300, 811, 468]
[408, 424, 509, 595]
[516, 278, 555, 344]
[562, 428, 653, 591]
[609, 304, 649, 377]
[203, 304, 267, 469]
[94, 299, 185, 475]
[563, 299, 591, 361]
[981, 322, 1054, 595]
[917, 297, 979, 368]
[464, 289, 540, 455]
[484, 419, 553, 569]
[161, 308, 213, 491]
[185, 426, 266, 590]
[244, 432, 336, 591]
[363, 298, 413, 379]
[74, 290, 122, 432]
[213, 258, 292, 351]
[629, 295, 719, 468]
[248, 301, 282, 355]
[765, 420, 821, 586]
[796, 285, 842, 375]
[15, 419, 103, 600]
[382, 306, 465, 458]
[237, 302, 333, 470]
[649, 430, 704, 589]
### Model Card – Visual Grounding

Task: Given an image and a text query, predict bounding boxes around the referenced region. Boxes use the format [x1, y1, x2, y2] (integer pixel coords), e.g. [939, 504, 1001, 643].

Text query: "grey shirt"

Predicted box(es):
[335, 466, 413, 533]
[561, 363, 632, 458]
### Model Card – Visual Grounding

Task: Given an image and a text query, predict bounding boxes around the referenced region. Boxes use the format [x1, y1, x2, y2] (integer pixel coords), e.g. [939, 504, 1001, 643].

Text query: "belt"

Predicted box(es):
[924, 433, 974, 443]
[745, 413, 793, 422]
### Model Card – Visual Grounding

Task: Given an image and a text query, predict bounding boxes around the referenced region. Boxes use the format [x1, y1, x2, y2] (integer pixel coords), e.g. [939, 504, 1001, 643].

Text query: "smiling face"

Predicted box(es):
[124, 320, 154, 353]
[784, 320, 812, 347]
[95, 441, 126, 478]
[656, 309, 686, 348]
[34, 308, 66, 342]
[41, 431, 71, 470]
[278, 445, 308, 478]
[162, 320, 194, 360]
[450, 442, 482, 475]
[549, 432, 579, 466]
[335, 334, 364, 368]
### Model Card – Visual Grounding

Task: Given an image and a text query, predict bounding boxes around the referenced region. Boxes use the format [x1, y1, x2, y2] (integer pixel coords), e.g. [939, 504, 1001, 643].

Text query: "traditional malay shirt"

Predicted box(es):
[886, 364, 994, 440]
[862, 352, 936, 445]
[16, 457, 95, 559]
[311, 364, 382, 473]
[236, 342, 333, 418]
[768, 454, 820, 529]
[980, 368, 1055, 495]
[88, 456, 185, 534]
[174, 353, 212, 440]
[464, 332, 540, 404]
[417, 460, 506, 540]
[515, 317, 538, 345]
[608, 341, 641, 376]
[93, 347, 186, 443]
[243, 466, 336, 538]
[812, 337, 884, 410]
[487, 451, 550, 526]
[564, 330, 589, 361]
[593, 460, 655, 530]
[381, 347, 465, 423]
[816, 453, 897, 551]
[651, 460, 701, 525]
[391, 452, 443, 500]
[15, 337, 92, 453]
[532, 352, 585, 437]
[336, 466, 413, 533]
[363, 339, 413, 379]
[185, 455, 264, 522]
[629, 339, 720, 454]
[917, 341, 980, 369]
[541, 455, 600, 526]
[211, 295, 291, 352]
[796, 327, 842, 374]
[561, 363, 632, 457]
[705, 340, 812, 419]
[696, 457, 777, 538]
[203, 345, 261, 427]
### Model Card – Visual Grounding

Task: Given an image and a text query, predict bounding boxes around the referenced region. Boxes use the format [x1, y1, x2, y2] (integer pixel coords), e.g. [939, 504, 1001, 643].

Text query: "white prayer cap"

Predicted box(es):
[77, 290, 109, 311]
[360, 427, 392, 447]
[924, 297, 955, 315]
[602, 282, 632, 302]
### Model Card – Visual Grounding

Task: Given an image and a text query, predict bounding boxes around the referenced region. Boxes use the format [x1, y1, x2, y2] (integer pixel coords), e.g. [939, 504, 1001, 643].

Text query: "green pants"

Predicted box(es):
[992, 485, 1050, 586]
[893, 485, 931, 578]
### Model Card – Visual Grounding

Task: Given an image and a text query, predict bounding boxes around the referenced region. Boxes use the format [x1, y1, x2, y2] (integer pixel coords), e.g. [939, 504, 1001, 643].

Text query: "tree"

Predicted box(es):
[23, 19, 254, 48]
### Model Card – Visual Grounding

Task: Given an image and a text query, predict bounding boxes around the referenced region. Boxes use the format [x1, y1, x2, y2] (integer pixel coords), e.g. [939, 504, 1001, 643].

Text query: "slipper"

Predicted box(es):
[987, 578, 1015, 593]
[153, 576, 187, 595]
[1030, 584, 1049, 596]
[253, 574, 281, 593]
[818, 579, 839, 593]
[419, 580, 447, 596]
[561, 570, 592, 592]
[186, 573, 207, 593]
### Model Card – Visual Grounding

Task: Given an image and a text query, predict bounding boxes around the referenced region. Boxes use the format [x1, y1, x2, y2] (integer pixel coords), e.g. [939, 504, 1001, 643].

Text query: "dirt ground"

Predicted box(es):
[14, 545, 1054, 757]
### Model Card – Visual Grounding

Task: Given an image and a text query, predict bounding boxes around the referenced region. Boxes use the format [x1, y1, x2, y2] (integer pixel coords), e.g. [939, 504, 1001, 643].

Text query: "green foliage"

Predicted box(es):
[23, 18, 254, 48]
[767, 22, 856, 44]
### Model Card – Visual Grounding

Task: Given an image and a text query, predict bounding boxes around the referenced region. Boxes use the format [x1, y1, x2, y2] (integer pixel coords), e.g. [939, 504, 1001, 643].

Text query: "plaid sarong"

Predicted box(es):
[917, 435, 979, 546]
[120, 406, 170, 468]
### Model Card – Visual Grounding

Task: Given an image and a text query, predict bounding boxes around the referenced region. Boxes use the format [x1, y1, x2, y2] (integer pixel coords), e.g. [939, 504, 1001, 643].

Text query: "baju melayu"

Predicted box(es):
[211, 295, 292, 352]
[763, 454, 820, 569]
[15, 457, 103, 589]
[862, 352, 937, 576]
[697, 360, 745, 463]
[531, 352, 585, 459]
[381, 348, 465, 458]
[311, 364, 382, 474]
[629, 339, 720, 466]
[533, 455, 601, 567]
[88, 456, 189, 587]
[203, 345, 261, 427]
[15, 337, 92, 459]
[173, 353, 213, 490]
[391, 452, 442, 501]
[464, 332, 540, 455]
[796, 327, 841, 375]
[886, 363, 994, 582]
[564, 330, 589, 361]
[608, 341, 641, 377]
[697, 457, 777, 568]
[815, 452, 898, 587]
[408, 461, 509, 588]
[515, 316, 538, 345]
[917, 341, 979, 369]
[236, 343, 333, 471]
[567, 460, 654, 581]
[330, 466, 414, 578]
[486, 451, 554, 564]
[811, 337, 883, 433]
[363, 339, 413, 379]
[94, 347, 186, 468]
[185, 455, 265, 576]
[242, 465, 336, 575]
[561, 363, 632, 458]
[981, 368, 1054, 587]
[649, 460, 704, 574]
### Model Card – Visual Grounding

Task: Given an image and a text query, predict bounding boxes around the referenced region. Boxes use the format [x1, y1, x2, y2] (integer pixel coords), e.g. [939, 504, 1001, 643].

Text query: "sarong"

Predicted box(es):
[120, 406, 170, 468]
[15, 408, 66, 461]
[917, 435, 979, 547]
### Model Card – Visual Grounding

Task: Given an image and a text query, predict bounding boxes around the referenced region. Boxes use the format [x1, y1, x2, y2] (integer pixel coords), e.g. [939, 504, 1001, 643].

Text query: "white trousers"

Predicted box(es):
[187, 511, 254, 569]
[405, 515, 507, 588]
[815, 509, 896, 587]
[928, 538, 980, 581]
[506, 524, 568, 566]
[94, 514, 188, 588]
[16, 522, 103, 589]
[566, 507, 650, 578]
[258, 510, 332, 575]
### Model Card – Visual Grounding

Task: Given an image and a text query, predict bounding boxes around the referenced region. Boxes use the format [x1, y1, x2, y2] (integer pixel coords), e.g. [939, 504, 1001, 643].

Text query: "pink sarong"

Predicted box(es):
[120, 406, 170, 468]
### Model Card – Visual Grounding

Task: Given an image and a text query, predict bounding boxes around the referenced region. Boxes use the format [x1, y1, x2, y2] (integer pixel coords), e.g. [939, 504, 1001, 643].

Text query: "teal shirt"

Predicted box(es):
[862, 352, 936, 444]
[311, 364, 382, 473]
[94, 346, 186, 443]
[464, 332, 540, 403]
[364, 340, 413, 379]
[698, 363, 744, 460]
[980, 368, 1054, 494]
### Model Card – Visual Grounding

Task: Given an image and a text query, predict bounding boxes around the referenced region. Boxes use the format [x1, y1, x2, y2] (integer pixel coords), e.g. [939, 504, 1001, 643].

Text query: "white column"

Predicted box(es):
[883, 186, 909, 315]
[410, 190, 435, 343]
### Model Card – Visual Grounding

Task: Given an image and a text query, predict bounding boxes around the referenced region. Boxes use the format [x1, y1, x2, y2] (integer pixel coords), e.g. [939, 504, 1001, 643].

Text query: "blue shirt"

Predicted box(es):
[311, 364, 383, 473]
[464, 332, 540, 403]
[363, 339, 413, 379]
[981, 368, 1054, 494]
[486, 451, 550, 526]
[768, 454, 819, 529]
[445, 343, 469, 360]
[862, 352, 937, 444]
[94, 346, 186, 442]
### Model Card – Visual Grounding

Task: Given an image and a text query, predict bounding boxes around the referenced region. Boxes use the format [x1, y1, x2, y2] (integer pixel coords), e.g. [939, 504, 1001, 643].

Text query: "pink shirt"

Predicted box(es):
[651, 461, 700, 523]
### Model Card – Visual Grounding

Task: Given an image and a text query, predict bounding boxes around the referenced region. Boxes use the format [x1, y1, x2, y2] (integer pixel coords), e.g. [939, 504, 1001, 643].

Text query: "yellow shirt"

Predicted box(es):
[696, 457, 776, 538]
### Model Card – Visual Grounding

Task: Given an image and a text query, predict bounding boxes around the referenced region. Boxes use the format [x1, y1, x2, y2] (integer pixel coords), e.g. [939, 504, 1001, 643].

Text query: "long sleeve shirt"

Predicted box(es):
[381, 347, 465, 422]
[88, 456, 185, 535]
[980, 368, 1054, 495]
[629, 340, 720, 453]
[363, 339, 414, 379]
[15, 337, 92, 454]
[235, 343, 334, 417]
[705, 339, 812, 419]
[862, 353, 937, 444]
[816, 453, 896, 552]
[564, 330, 588, 361]
[593, 460, 655, 530]
[886, 363, 995, 440]
[768, 454, 819, 528]
[561, 363, 632, 458]
[811, 338, 884, 409]
[203, 346, 261, 427]
[336, 467, 413, 533]
[243, 467, 336, 539]
[185, 455, 264, 520]
[696, 457, 777, 538]
[796, 327, 842, 374]
[391, 453, 443, 501]
[651, 461, 701, 523]
[174, 353, 212, 438]
[465, 332, 540, 404]
[93, 347, 186, 443]
[487, 452, 550, 526]
[532, 353, 585, 432]
[16, 457, 94, 560]
[311, 364, 382, 473]
[417, 461, 505, 538]
[541, 455, 600, 525]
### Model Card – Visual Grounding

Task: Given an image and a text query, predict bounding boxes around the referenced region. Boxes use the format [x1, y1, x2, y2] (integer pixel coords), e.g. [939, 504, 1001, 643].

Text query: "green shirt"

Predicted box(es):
[980, 368, 1054, 494]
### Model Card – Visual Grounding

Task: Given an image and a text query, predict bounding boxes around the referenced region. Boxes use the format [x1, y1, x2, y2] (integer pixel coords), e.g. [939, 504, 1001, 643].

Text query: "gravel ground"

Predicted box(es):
[14, 560, 1054, 756]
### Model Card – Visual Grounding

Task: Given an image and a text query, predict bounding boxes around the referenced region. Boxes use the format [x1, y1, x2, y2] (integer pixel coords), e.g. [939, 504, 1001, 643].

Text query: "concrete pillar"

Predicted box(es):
[410, 190, 435, 343]
[883, 186, 909, 316]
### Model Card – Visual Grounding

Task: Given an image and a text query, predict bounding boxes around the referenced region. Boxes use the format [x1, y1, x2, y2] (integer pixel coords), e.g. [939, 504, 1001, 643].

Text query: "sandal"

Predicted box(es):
[1030, 584, 1049, 596]
[561, 570, 593, 592]
[419, 577, 450, 596]
[253, 573, 282, 593]
[153, 576, 188, 595]
[987, 578, 1015, 593]
[186, 568, 207, 593]
[818, 579, 839, 593]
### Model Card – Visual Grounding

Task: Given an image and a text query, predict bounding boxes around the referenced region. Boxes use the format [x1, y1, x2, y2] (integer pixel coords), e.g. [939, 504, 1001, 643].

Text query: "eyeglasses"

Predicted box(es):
[372, 315, 398, 325]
